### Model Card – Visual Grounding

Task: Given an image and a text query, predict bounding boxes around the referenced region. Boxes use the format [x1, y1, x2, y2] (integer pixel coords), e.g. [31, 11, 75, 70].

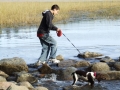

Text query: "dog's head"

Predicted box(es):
[96, 73, 106, 82]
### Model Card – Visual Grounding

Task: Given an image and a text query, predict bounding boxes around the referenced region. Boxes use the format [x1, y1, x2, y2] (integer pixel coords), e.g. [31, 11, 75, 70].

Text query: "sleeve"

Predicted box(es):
[46, 12, 58, 31]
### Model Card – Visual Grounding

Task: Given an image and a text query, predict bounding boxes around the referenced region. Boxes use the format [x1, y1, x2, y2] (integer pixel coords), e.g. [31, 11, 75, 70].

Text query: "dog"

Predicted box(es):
[71, 70, 105, 87]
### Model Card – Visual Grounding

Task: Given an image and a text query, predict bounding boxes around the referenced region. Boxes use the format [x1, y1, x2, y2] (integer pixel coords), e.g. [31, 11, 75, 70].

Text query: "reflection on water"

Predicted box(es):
[0, 20, 120, 63]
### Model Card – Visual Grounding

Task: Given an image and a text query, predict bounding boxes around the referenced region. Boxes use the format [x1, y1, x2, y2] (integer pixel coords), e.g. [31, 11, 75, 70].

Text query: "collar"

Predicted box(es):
[94, 72, 96, 77]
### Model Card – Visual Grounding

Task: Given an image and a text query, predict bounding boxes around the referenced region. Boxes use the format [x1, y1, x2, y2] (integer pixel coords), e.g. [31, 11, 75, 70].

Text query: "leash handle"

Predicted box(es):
[63, 33, 81, 54]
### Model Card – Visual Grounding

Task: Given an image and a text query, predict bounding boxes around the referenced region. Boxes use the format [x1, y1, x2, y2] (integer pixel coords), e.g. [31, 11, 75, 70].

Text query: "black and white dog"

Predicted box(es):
[71, 70, 105, 87]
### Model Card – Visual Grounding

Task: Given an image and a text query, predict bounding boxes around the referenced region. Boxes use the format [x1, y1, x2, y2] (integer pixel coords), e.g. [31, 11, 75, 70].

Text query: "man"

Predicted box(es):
[35, 4, 61, 66]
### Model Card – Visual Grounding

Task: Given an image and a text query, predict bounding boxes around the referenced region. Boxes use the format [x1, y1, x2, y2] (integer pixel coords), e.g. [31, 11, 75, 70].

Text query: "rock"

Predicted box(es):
[19, 81, 34, 89]
[0, 57, 28, 75]
[74, 61, 91, 68]
[58, 60, 77, 67]
[100, 71, 120, 80]
[0, 76, 7, 82]
[100, 56, 115, 62]
[114, 62, 120, 70]
[78, 51, 103, 58]
[0, 70, 9, 78]
[8, 83, 29, 90]
[33, 86, 48, 90]
[15, 71, 37, 83]
[63, 84, 104, 90]
[56, 67, 77, 80]
[91, 62, 110, 72]
[56, 55, 64, 61]
[38, 63, 53, 74]
[0, 82, 12, 90]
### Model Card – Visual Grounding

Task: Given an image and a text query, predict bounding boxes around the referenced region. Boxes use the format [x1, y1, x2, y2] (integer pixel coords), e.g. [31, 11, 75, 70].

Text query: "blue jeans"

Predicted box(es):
[38, 33, 57, 62]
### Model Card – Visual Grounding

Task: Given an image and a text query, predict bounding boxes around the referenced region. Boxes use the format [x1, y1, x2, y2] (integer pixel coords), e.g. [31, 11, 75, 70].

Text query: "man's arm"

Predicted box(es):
[46, 12, 58, 31]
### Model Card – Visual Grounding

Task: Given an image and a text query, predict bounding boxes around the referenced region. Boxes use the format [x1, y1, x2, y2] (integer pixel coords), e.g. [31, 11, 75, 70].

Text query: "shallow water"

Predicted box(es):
[1, 19, 120, 90]
[0, 19, 120, 63]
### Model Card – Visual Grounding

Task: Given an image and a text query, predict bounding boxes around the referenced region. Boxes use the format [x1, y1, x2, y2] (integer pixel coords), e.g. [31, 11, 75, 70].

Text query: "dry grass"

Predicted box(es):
[0, 1, 120, 27]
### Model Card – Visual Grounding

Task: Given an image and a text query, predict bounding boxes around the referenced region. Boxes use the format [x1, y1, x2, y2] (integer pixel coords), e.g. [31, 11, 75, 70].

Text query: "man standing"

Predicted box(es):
[36, 4, 61, 66]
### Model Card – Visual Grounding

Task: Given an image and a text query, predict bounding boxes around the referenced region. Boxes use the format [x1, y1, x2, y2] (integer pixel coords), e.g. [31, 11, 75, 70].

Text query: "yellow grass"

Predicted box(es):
[0, 1, 120, 27]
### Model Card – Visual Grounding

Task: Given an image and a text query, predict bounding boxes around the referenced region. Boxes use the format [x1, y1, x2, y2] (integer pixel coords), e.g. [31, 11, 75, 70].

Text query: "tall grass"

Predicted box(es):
[0, 1, 120, 27]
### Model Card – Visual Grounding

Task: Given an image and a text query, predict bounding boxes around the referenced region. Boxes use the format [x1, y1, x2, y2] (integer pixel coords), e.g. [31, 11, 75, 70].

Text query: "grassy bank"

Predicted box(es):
[0, 1, 120, 27]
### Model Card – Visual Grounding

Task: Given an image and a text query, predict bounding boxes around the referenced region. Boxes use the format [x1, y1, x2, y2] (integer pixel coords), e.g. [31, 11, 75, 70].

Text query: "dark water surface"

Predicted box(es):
[0, 20, 120, 64]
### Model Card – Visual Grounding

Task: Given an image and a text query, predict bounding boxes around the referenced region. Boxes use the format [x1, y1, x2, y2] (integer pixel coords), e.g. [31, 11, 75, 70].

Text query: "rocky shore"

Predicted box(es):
[0, 51, 120, 90]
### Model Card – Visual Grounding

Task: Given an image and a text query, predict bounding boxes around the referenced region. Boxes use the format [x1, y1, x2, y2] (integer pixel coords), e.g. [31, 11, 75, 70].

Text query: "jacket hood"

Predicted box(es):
[42, 10, 49, 16]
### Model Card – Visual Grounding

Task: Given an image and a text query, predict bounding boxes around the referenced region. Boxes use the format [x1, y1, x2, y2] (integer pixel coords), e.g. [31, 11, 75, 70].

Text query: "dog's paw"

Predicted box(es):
[72, 84, 77, 86]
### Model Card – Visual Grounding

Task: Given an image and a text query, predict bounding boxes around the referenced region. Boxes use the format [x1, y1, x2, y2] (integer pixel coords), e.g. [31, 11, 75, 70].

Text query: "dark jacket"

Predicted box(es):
[37, 10, 58, 35]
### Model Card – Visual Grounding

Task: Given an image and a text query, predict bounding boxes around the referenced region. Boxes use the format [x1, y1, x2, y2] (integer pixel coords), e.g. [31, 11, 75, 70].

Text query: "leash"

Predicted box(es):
[63, 33, 81, 54]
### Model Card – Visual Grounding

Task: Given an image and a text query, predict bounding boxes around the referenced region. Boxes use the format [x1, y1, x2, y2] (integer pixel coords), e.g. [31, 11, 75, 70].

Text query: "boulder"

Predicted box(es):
[114, 62, 120, 70]
[99, 71, 120, 80]
[58, 60, 77, 67]
[56, 67, 77, 80]
[38, 63, 53, 74]
[0, 57, 28, 75]
[74, 61, 91, 68]
[91, 62, 110, 72]
[100, 56, 115, 62]
[78, 51, 103, 58]
[0, 76, 6, 82]
[56, 55, 64, 61]
[33, 86, 48, 90]
[19, 81, 34, 89]
[0, 82, 12, 90]
[15, 71, 37, 83]
[8, 83, 29, 90]
[0, 70, 9, 78]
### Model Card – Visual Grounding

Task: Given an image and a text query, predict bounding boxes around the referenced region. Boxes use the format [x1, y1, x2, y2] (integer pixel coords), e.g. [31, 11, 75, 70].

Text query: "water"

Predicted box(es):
[0, 19, 120, 63]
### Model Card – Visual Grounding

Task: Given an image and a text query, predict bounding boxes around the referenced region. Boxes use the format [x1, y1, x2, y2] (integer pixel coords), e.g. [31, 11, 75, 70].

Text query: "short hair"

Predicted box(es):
[51, 4, 60, 10]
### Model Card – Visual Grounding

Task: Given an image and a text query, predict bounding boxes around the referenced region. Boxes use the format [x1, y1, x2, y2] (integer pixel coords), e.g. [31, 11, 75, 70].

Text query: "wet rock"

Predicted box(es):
[38, 74, 46, 78]
[0, 76, 6, 82]
[58, 59, 77, 67]
[56, 67, 77, 80]
[56, 55, 64, 61]
[100, 71, 120, 80]
[0, 57, 28, 75]
[8, 83, 29, 90]
[0, 82, 12, 90]
[78, 51, 103, 58]
[114, 62, 120, 70]
[63, 84, 104, 90]
[38, 64, 53, 74]
[100, 56, 115, 62]
[91, 62, 110, 72]
[19, 81, 34, 89]
[15, 71, 37, 83]
[0, 70, 9, 78]
[33, 86, 48, 90]
[74, 61, 91, 68]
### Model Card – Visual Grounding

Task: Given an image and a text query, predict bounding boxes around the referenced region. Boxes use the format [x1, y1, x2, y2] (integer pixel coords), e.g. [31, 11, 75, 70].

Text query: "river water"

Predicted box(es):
[1, 19, 120, 90]
[0, 19, 120, 64]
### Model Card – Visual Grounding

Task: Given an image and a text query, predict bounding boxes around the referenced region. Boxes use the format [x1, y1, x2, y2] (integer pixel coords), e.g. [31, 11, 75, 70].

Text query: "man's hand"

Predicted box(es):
[56, 29, 62, 37]
[56, 28, 61, 32]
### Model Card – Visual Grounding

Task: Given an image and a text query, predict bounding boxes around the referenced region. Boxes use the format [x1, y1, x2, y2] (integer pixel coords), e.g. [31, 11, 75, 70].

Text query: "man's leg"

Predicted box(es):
[38, 38, 50, 62]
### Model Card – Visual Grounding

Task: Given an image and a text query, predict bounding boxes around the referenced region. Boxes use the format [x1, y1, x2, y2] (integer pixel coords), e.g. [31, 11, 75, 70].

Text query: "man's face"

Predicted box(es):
[53, 9, 59, 15]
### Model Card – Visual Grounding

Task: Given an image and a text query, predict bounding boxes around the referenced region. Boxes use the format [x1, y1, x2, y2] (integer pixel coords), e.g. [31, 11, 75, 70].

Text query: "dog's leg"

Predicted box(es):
[72, 73, 78, 85]
[87, 73, 94, 88]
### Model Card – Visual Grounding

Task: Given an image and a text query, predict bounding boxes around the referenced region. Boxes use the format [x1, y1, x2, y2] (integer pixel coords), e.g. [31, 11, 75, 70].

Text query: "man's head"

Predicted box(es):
[51, 4, 60, 15]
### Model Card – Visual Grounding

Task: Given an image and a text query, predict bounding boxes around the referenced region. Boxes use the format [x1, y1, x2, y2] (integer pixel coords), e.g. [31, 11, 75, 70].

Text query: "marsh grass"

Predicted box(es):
[0, 1, 120, 27]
